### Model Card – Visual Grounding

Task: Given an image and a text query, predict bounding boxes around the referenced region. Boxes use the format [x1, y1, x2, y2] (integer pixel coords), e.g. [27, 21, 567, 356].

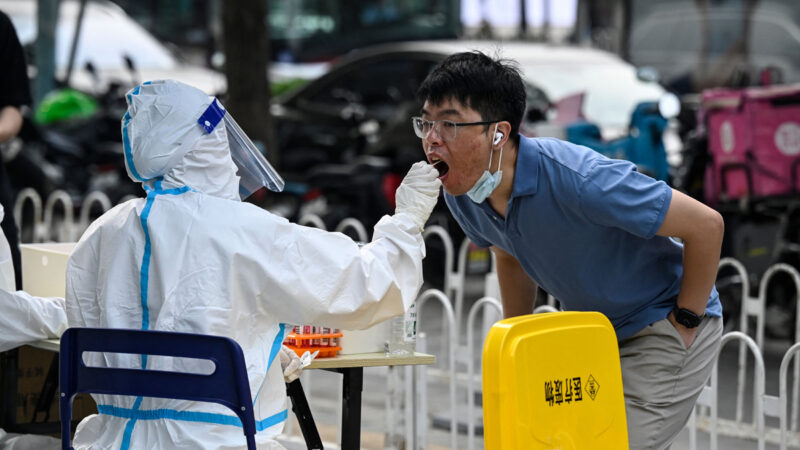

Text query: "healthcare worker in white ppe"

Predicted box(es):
[60, 79, 441, 449]
[0, 204, 64, 449]
[0, 204, 68, 351]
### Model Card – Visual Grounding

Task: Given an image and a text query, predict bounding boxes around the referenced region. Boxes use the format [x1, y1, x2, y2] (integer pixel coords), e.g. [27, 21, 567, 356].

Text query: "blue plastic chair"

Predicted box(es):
[59, 327, 257, 450]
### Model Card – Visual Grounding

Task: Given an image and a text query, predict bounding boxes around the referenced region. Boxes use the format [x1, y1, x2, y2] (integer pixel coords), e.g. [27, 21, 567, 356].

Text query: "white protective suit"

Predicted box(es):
[65, 80, 440, 449]
[0, 205, 68, 352]
[0, 205, 16, 291]
[0, 205, 64, 449]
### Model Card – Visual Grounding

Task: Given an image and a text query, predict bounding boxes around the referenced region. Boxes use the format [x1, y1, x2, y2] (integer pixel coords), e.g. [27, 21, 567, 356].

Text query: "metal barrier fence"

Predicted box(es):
[14, 189, 115, 243]
[690, 331, 800, 450]
[713, 257, 800, 433]
[416, 288, 458, 449]
[466, 297, 502, 450]
[334, 218, 369, 242]
[414, 245, 800, 449]
[298, 213, 327, 230]
[13, 192, 373, 245]
[22, 193, 800, 449]
[419, 224, 566, 449]
[683, 257, 800, 449]
[13, 188, 43, 242]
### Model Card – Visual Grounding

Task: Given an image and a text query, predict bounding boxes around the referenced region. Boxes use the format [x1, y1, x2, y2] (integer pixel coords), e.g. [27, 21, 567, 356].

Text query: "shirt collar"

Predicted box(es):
[511, 135, 540, 198]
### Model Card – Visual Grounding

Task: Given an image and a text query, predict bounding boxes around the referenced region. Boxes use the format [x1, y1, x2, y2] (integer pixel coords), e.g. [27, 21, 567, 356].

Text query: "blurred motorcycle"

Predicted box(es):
[3, 59, 139, 205]
[563, 94, 680, 182]
[674, 82, 800, 339]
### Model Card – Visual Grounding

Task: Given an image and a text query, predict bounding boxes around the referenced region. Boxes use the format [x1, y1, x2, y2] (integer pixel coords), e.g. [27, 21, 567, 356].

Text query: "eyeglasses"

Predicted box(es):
[411, 116, 498, 142]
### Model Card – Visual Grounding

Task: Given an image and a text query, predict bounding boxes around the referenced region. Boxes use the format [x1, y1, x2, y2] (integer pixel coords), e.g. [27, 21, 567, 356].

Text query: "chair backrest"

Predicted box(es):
[482, 311, 628, 450]
[59, 327, 256, 450]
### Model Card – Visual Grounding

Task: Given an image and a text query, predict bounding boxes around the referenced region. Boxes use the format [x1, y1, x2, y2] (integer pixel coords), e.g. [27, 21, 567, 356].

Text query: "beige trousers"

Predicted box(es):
[619, 315, 723, 449]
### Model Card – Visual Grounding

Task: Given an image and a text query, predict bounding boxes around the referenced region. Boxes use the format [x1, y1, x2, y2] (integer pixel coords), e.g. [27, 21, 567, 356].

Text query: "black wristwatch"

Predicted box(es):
[672, 306, 704, 328]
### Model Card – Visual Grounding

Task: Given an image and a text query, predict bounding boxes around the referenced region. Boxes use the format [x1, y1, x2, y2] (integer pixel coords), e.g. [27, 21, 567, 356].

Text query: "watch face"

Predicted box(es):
[675, 308, 701, 328]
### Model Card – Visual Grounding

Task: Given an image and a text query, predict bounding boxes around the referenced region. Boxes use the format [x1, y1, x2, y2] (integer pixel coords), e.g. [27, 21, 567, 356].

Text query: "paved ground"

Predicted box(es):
[276, 273, 800, 449]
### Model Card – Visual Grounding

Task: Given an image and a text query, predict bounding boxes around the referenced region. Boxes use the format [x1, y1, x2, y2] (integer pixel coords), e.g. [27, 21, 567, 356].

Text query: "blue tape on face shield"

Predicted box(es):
[197, 99, 285, 198]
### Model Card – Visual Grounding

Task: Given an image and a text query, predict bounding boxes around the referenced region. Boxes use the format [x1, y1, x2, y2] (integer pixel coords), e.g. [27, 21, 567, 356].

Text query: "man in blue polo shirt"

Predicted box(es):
[414, 51, 724, 449]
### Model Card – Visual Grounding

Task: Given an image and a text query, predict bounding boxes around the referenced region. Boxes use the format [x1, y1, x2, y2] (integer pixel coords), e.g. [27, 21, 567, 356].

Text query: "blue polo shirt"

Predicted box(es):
[445, 136, 721, 340]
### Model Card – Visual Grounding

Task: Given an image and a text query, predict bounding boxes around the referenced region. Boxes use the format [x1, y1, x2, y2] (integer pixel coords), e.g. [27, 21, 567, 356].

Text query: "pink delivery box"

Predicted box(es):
[702, 83, 800, 204]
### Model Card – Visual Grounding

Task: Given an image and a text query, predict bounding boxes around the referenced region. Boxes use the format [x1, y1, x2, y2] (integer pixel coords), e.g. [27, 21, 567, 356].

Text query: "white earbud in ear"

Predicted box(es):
[493, 132, 504, 145]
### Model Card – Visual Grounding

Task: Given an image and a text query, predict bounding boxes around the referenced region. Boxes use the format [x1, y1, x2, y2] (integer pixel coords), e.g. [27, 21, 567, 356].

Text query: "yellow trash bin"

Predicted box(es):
[482, 311, 628, 450]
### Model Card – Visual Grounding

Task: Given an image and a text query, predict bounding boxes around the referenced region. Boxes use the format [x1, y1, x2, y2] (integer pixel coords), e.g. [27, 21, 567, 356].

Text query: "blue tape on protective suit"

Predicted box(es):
[98, 404, 288, 432]
[252, 324, 286, 406]
[123, 179, 193, 449]
[198, 99, 226, 134]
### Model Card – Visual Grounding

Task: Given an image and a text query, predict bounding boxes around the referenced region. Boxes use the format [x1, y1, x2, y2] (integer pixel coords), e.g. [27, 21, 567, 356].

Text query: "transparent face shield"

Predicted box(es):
[198, 98, 285, 198]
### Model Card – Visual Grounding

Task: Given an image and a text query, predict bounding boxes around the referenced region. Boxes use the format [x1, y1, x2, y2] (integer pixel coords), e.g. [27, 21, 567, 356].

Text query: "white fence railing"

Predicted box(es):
[682, 257, 800, 450]
[466, 297, 502, 450]
[690, 331, 800, 450]
[14, 189, 115, 244]
[21, 191, 800, 449]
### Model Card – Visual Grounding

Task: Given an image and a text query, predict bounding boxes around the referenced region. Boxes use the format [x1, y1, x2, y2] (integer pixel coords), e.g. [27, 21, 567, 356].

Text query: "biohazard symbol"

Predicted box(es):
[585, 374, 600, 401]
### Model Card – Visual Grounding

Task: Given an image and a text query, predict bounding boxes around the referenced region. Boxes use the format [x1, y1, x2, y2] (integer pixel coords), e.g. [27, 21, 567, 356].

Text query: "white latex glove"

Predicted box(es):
[395, 161, 442, 229]
[279, 346, 318, 383]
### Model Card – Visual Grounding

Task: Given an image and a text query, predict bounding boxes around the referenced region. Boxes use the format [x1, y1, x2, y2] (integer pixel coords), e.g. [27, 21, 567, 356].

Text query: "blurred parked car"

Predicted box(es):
[272, 39, 666, 173]
[1, 0, 226, 95]
[267, 39, 667, 228]
[265, 40, 669, 285]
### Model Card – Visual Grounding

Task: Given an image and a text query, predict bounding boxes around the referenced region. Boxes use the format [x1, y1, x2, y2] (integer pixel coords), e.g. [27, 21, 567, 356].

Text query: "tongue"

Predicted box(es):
[432, 161, 449, 176]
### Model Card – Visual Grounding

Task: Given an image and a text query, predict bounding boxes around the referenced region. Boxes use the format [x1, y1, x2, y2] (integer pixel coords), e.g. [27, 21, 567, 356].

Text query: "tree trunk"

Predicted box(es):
[584, 0, 628, 55]
[222, 0, 278, 168]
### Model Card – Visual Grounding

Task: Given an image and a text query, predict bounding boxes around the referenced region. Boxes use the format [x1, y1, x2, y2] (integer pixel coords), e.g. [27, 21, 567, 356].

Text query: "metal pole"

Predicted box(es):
[64, 0, 88, 87]
[34, 0, 58, 106]
[541, 0, 551, 42]
[518, 0, 527, 38]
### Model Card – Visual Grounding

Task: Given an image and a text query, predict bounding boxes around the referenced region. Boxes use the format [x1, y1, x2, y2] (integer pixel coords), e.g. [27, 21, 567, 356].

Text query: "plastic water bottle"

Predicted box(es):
[386, 302, 416, 355]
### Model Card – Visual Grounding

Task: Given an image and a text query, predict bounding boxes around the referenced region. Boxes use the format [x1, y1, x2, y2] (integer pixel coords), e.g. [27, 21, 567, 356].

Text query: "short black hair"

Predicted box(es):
[417, 51, 527, 140]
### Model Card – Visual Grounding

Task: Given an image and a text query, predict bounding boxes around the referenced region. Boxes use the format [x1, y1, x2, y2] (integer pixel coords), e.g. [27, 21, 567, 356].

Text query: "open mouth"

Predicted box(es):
[431, 159, 449, 177]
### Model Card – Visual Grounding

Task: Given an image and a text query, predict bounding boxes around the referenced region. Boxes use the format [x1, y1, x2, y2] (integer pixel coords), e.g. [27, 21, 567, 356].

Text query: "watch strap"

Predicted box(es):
[672, 306, 703, 328]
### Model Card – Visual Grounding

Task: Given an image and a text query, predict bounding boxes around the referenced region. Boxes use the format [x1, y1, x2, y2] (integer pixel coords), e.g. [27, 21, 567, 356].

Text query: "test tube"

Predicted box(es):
[321, 327, 330, 346]
[284, 328, 294, 346]
[290, 324, 302, 346]
[311, 326, 321, 347]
